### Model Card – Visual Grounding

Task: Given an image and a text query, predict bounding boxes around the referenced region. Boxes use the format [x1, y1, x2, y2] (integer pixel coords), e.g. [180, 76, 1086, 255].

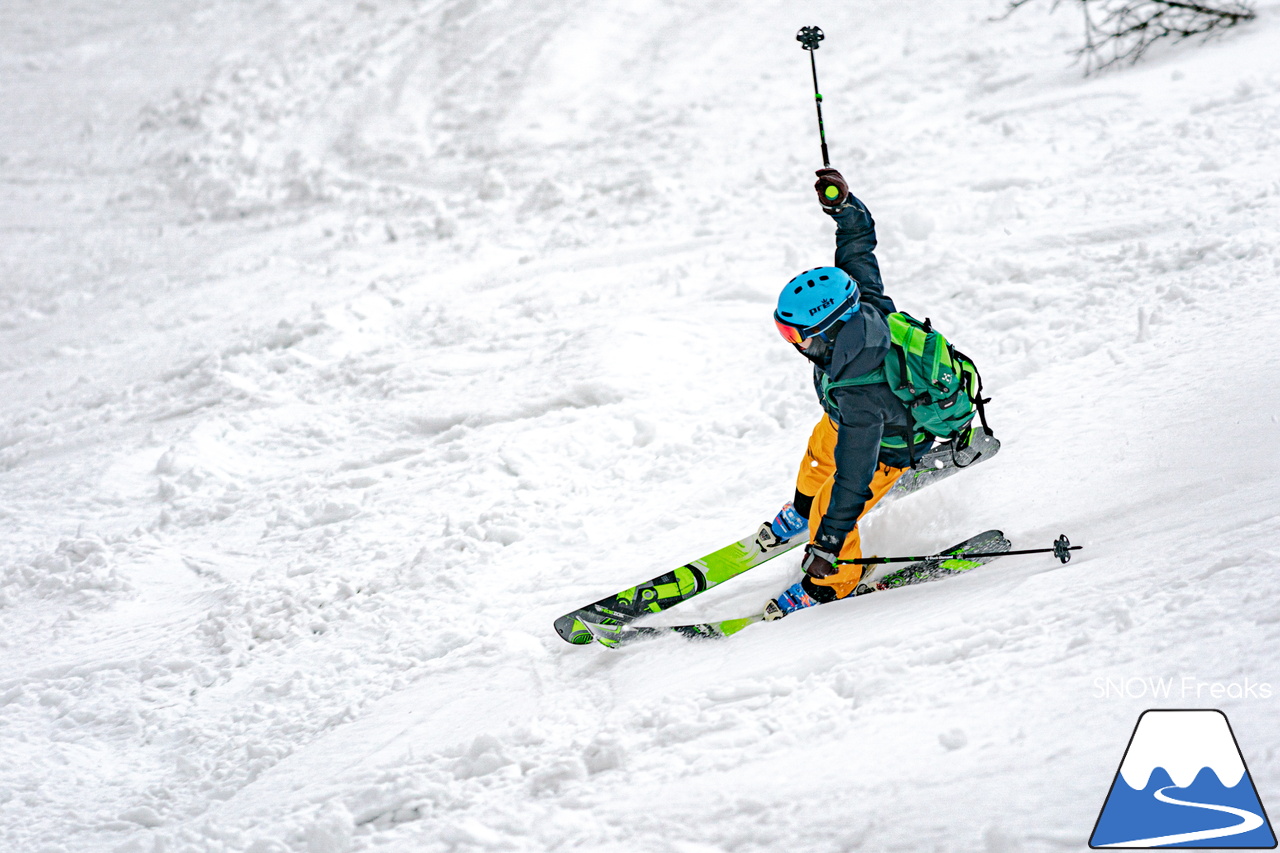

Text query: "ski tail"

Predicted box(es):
[892, 429, 1000, 496]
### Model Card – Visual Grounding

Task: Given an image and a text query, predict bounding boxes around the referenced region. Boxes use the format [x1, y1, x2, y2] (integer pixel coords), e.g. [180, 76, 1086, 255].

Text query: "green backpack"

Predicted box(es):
[821, 311, 991, 453]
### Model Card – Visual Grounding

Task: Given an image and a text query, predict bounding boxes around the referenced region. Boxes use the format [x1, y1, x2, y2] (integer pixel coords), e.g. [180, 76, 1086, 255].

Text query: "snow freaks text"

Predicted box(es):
[1094, 677, 1274, 700]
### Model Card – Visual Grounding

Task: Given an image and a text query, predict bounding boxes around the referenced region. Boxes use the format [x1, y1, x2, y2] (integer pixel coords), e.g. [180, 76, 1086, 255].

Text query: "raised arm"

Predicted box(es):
[831, 194, 894, 316]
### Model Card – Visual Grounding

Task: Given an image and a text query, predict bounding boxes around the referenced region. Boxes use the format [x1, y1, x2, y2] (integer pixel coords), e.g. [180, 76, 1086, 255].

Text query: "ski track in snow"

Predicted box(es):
[2, 0, 1280, 851]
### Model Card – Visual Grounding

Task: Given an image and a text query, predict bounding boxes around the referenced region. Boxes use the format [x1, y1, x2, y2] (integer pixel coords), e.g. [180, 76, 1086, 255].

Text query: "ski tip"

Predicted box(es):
[554, 615, 596, 645]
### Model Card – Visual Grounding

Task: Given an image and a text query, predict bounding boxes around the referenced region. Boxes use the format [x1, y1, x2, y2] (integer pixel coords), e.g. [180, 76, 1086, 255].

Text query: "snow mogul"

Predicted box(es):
[759, 168, 991, 619]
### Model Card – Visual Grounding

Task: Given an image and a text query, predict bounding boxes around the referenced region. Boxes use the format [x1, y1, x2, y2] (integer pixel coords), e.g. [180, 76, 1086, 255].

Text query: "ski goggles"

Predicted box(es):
[773, 294, 860, 344]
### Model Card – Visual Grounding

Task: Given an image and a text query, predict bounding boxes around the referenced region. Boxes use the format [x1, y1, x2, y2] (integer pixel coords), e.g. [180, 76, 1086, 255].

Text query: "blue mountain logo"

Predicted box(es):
[1090, 709, 1276, 848]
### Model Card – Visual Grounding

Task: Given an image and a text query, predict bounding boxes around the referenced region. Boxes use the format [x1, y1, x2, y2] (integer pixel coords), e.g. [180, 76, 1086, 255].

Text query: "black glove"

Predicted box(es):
[814, 168, 849, 214]
[801, 543, 840, 579]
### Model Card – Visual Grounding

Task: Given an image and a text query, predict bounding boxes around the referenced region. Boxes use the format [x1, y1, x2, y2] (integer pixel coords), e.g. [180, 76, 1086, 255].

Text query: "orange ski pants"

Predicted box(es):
[795, 415, 906, 599]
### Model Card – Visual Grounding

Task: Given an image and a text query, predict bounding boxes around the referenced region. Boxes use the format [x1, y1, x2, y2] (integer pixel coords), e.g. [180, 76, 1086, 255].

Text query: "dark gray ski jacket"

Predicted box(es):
[810, 196, 933, 555]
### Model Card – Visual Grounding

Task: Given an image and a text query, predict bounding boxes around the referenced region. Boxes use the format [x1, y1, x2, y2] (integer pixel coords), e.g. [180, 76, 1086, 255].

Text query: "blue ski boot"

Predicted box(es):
[763, 581, 819, 621]
[755, 502, 808, 551]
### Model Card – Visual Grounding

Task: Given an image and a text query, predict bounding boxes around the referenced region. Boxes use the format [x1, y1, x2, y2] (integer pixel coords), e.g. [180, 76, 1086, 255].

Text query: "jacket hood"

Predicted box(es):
[828, 305, 890, 380]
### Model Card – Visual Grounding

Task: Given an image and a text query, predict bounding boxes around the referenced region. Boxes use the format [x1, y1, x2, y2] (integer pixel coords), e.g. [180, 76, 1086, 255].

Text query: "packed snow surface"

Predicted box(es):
[2, 1, 1279, 851]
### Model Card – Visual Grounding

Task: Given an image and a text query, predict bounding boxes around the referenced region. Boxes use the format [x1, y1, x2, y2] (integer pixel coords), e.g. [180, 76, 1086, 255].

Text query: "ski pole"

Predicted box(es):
[843, 535, 1081, 566]
[796, 26, 830, 168]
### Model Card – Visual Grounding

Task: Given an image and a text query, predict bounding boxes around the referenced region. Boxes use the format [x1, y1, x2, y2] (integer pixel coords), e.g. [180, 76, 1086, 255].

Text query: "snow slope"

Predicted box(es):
[2, 1, 1279, 851]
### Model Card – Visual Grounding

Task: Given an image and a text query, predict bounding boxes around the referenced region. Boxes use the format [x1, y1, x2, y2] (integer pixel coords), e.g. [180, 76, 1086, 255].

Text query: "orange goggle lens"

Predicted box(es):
[774, 317, 807, 344]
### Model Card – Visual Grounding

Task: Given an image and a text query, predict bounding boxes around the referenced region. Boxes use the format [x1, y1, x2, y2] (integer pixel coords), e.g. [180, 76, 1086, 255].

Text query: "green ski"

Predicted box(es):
[553, 531, 806, 645]
[553, 428, 1000, 646]
[587, 529, 1012, 647]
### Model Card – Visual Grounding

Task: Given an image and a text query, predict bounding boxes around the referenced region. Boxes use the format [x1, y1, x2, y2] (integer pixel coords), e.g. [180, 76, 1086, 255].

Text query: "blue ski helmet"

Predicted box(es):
[773, 267, 860, 344]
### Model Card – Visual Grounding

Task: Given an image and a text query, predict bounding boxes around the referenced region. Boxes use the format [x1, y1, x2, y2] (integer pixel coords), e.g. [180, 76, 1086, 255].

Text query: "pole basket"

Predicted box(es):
[796, 26, 824, 51]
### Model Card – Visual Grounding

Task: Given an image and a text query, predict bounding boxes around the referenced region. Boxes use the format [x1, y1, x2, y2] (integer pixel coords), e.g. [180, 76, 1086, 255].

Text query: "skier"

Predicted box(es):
[550, 168, 995, 647]
[759, 168, 936, 618]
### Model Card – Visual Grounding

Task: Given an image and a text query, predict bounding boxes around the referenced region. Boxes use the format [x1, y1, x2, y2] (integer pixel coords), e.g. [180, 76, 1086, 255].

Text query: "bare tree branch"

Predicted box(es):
[1001, 0, 1256, 74]
[992, 0, 1047, 21]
